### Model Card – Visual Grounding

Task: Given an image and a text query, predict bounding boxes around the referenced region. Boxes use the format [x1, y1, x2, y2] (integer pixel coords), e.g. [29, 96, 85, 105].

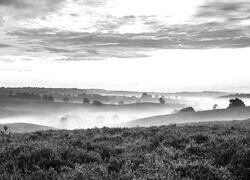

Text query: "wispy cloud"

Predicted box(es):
[1, 0, 250, 61]
[195, 0, 250, 24]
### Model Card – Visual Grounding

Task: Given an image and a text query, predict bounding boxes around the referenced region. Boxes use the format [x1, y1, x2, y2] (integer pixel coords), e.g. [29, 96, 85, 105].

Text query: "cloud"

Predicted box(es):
[81, 0, 107, 7]
[0, 0, 66, 22]
[0, 0, 64, 9]
[195, 0, 250, 24]
[1, 0, 250, 62]
[3, 22, 249, 62]
[0, 43, 11, 48]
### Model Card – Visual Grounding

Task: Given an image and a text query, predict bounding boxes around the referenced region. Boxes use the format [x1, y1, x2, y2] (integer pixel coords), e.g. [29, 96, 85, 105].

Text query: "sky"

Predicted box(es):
[1, 0, 250, 92]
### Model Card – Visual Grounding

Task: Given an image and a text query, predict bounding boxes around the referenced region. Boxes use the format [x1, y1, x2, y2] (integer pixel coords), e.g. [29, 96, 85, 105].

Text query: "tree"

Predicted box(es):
[83, 98, 90, 104]
[136, 99, 141, 103]
[228, 98, 245, 109]
[118, 101, 124, 105]
[159, 97, 165, 104]
[178, 107, 195, 113]
[42, 94, 54, 101]
[141, 92, 148, 98]
[213, 104, 218, 110]
[63, 96, 69, 102]
[92, 100, 103, 106]
[141, 92, 152, 98]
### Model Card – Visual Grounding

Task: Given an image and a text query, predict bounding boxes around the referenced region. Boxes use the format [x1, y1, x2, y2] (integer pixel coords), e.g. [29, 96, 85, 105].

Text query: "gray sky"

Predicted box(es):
[0, 0, 250, 92]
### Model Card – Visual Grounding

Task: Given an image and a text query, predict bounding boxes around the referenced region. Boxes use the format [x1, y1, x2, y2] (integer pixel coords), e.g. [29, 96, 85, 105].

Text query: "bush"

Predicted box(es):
[159, 97, 165, 104]
[178, 107, 195, 113]
[228, 98, 245, 108]
[92, 101, 103, 106]
[62, 96, 69, 102]
[0, 120, 250, 179]
[83, 98, 90, 104]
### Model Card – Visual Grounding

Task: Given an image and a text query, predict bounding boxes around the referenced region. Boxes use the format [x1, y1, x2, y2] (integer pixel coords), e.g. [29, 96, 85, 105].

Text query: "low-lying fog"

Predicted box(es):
[1, 96, 250, 129]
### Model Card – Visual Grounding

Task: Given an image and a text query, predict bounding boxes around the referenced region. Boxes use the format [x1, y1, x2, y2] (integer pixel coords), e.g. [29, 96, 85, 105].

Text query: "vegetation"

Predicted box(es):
[92, 100, 103, 106]
[8, 92, 41, 100]
[0, 120, 249, 179]
[141, 92, 152, 98]
[228, 98, 245, 109]
[220, 93, 250, 99]
[62, 96, 70, 102]
[83, 98, 90, 104]
[118, 101, 124, 105]
[178, 107, 195, 113]
[213, 104, 218, 110]
[42, 95, 54, 102]
[159, 97, 166, 104]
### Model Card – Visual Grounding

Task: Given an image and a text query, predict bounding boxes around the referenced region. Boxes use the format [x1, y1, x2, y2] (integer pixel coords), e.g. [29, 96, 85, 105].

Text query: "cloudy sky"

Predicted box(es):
[0, 0, 250, 92]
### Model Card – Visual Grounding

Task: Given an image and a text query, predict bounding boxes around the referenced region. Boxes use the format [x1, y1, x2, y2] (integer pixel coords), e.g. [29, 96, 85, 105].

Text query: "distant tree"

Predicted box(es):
[42, 94, 54, 102]
[228, 98, 245, 109]
[141, 92, 148, 98]
[178, 107, 195, 113]
[159, 97, 165, 104]
[141, 92, 152, 98]
[83, 98, 90, 104]
[136, 99, 141, 103]
[118, 101, 124, 105]
[63, 96, 69, 102]
[213, 104, 218, 110]
[92, 100, 103, 106]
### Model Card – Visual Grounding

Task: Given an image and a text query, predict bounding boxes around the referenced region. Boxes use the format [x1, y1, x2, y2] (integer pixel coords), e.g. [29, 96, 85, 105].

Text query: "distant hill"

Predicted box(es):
[0, 123, 55, 133]
[219, 93, 250, 99]
[124, 106, 250, 127]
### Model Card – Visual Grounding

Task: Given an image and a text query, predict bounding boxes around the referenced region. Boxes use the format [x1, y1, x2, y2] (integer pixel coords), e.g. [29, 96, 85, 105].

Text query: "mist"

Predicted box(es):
[2, 90, 247, 130]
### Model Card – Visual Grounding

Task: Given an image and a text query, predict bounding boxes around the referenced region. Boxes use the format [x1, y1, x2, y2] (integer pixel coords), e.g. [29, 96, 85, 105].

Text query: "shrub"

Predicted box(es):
[92, 101, 103, 106]
[228, 98, 246, 108]
[178, 107, 195, 113]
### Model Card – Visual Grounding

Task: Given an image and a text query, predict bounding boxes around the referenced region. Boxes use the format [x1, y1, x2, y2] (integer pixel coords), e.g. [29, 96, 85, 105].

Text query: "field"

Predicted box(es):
[0, 119, 249, 179]
[126, 106, 250, 127]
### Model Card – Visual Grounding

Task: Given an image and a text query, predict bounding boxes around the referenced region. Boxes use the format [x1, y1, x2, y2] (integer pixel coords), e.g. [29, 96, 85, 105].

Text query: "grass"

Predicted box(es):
[0, 119, 249, 179]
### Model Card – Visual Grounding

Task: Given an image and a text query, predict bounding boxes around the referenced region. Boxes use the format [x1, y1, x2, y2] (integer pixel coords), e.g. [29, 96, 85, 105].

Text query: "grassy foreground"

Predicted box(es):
[0, 120, 250, 180]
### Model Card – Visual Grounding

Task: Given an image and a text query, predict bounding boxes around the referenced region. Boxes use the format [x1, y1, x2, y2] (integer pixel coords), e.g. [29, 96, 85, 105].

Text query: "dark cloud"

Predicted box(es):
[4, 21, 250, 61]
[0, 0, 64, 9]
[195, 0, 250, 24]
[0, 0, 65, 19]
[0, 43, 12, 48]
[1, 0, 250, 61]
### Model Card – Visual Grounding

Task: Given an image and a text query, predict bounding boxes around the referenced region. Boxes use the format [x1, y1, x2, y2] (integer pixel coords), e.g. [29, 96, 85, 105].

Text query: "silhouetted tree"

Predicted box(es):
[159, 97, 165, 104]
[92, 100, 103, 106]
[63, 96, 69, 102]
[136, 99, 141, 103]
[83, 98, 90, 104]
[228, 98, 245, 109]
[42, 94, 54, 102]
[141, 92, 148, 98]
[178, 107, 195, 113]
[213, 104, 218, 110]
[118, 101, 124, 105]
[141, 92, 152, 98]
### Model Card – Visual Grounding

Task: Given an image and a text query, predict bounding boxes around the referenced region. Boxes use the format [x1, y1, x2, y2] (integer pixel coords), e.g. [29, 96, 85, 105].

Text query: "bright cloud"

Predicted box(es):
[1, 0, 250, 91]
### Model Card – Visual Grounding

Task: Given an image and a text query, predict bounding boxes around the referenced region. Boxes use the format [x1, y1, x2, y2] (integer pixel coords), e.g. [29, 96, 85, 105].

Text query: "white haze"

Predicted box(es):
[1, 96, 249, 129]
[1, 48, 250, 92]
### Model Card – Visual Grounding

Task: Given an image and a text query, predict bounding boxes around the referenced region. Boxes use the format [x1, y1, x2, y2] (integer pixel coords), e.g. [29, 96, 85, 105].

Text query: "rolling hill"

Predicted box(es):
[0, 123, 55, 133]
[124, 106, 250, 127]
